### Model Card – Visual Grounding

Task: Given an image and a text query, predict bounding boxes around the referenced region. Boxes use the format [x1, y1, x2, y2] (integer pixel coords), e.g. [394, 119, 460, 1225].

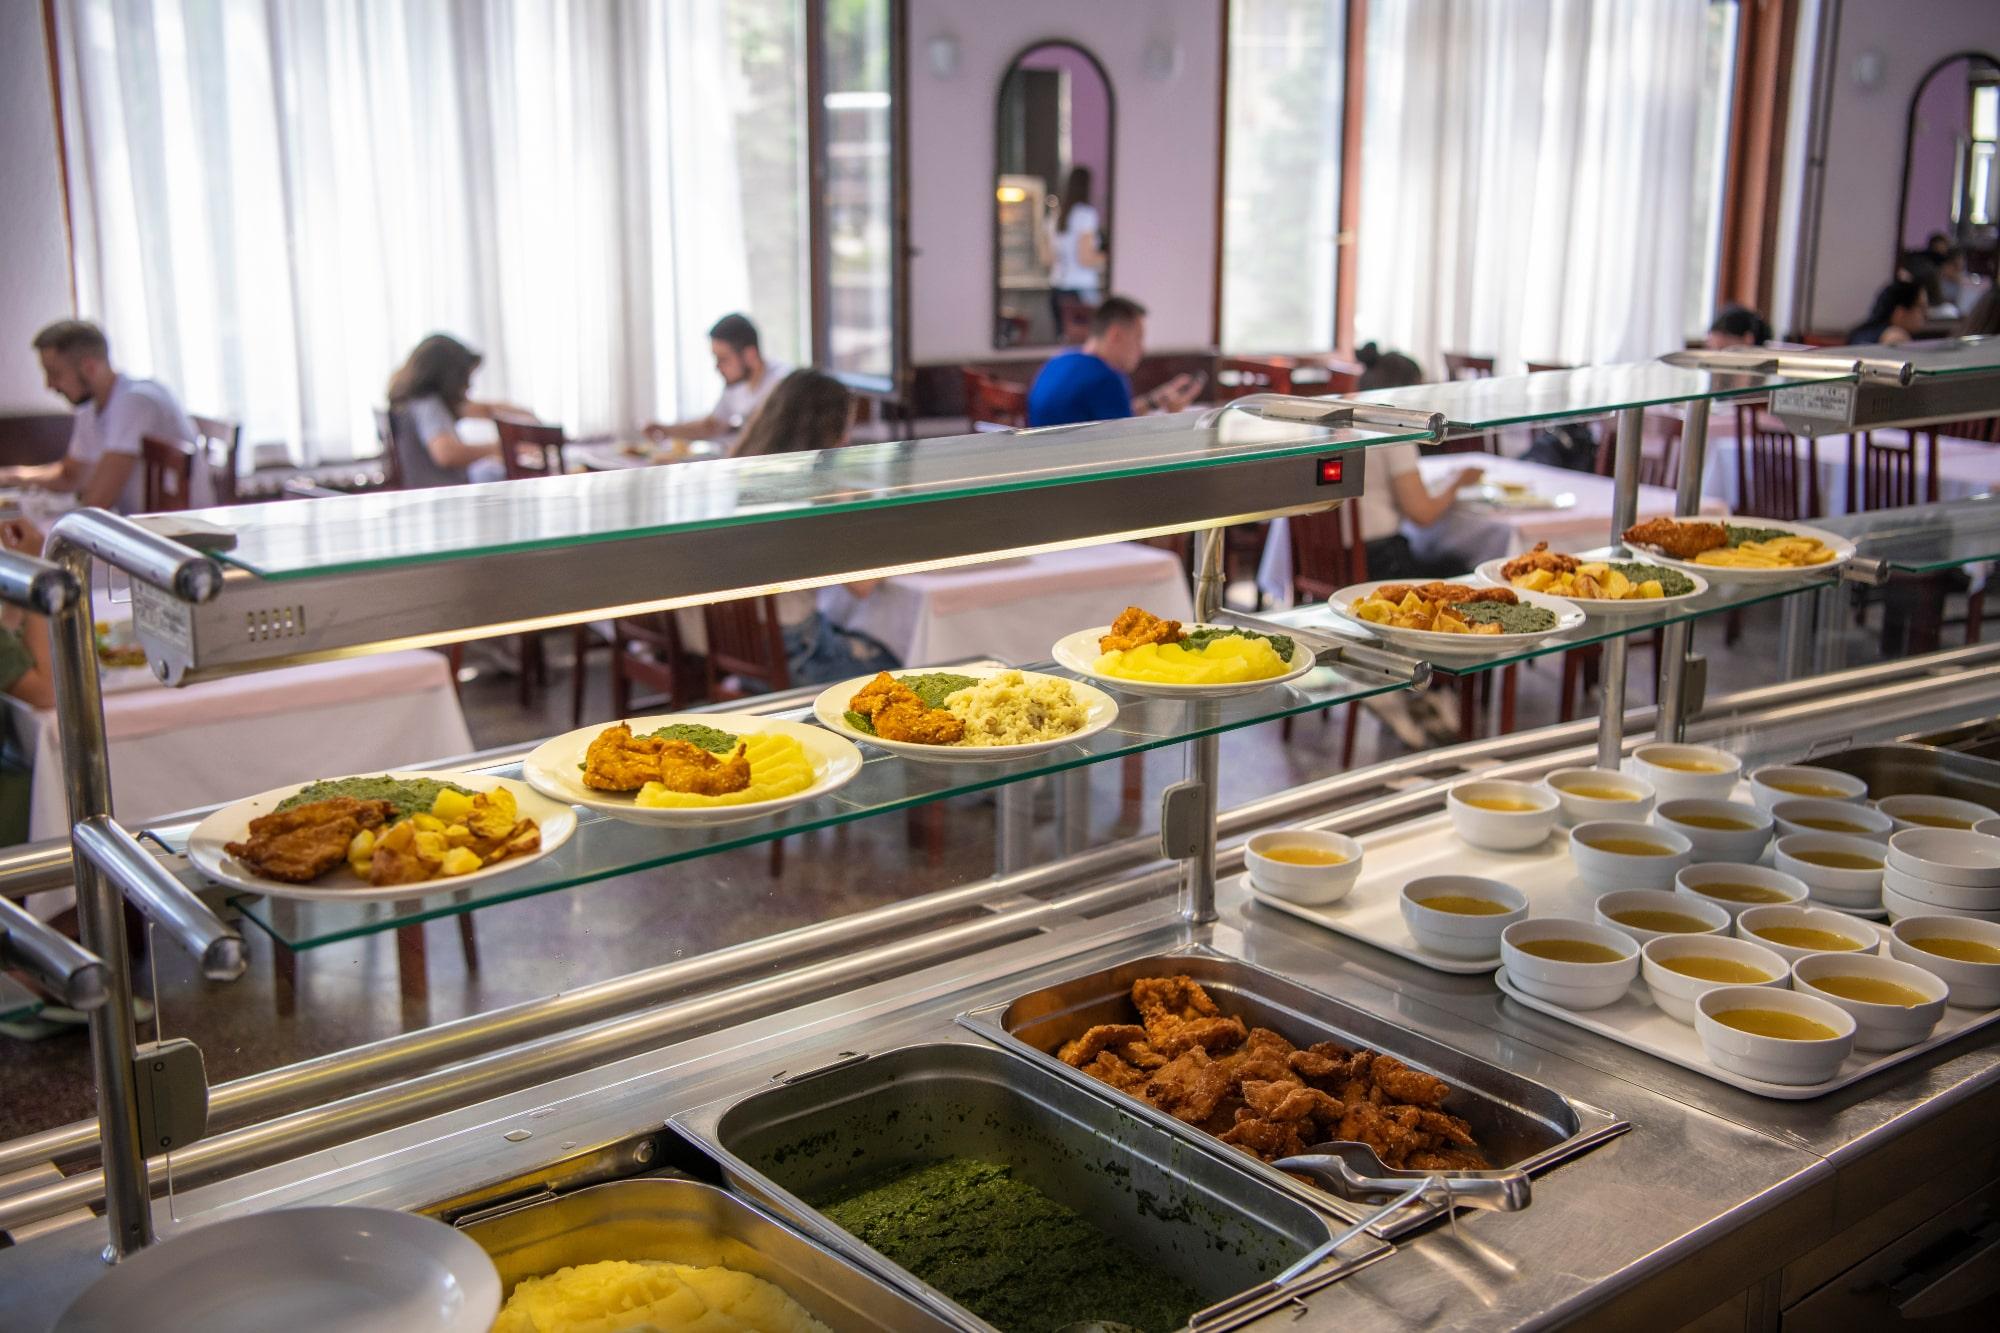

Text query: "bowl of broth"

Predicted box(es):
[1875, 794, 1997, 835]
[1245, 829, 1364, 905]
[1884, 828, 2000, 889]
[1771, 797, 1894, 844]
[1773, 833, 1886, 911]
[1399, 875, 1528, 959]
[1446, 780, 1560, 851]
[1790, 952, 1949, 1051]
[1674, 863, 1811, 920]
[1694, 986, 1855, 1085]
[1500, 919, 1640, 1010]
[1569, 820, 1693, 891]
[1630, 744, 1742, 803]
[1881, 863, 2000, 917]
[1652, 798, 1774, 864]
[1641, 933, 1788, 1024]
[1542, 767, 1657, 828]
[1594, 887, 1730, 947]
[1747, 764, 1867, 812]
[1735, 903, 1880, 967]
[1887, 915, 2000, 1007]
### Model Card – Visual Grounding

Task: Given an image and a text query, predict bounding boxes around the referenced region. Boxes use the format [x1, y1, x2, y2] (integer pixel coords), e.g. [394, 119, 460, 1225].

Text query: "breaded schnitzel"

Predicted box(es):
[1099, 605, 1185, 653]
[226, 797, 394, 883]
[848, 672, 966, 745]
[1624, 517, 1727, 559]
[583, 724, 752, 794]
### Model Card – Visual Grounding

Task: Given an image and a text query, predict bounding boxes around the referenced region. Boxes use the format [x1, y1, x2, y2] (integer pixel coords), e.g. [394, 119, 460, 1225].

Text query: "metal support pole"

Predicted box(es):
[1656, 399, 1711, 742]
[46, 539, 151, 1260]
[1598, 408, 1644, 771]
[1183, 528, 1227, 924]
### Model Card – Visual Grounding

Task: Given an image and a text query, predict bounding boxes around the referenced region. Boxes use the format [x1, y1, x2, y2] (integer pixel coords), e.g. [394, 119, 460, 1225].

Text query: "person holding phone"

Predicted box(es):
[1026, 296, 1203, 427]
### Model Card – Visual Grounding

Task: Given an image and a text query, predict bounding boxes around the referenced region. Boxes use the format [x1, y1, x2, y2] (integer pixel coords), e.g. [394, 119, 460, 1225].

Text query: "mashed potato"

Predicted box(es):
[635, 734, 815, 807]
[1095, 635, 1288, 685]
[491, 1259, 831, 1333]
[943, 670, 1088, 746]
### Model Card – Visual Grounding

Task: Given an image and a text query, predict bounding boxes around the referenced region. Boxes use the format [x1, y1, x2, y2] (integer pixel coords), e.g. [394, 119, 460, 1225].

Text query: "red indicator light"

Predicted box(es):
[1317, 458, 1343, 484]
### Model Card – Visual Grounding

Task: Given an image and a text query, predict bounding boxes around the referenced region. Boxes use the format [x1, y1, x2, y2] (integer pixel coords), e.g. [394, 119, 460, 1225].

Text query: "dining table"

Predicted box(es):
[569, 438, 724, 471]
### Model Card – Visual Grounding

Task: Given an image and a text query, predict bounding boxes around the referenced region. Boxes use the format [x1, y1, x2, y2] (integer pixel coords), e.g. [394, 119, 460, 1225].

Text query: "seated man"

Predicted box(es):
[4, 320, 210, 513]
[1025, 295, 1202, 428]
[646, 313, 791, 453]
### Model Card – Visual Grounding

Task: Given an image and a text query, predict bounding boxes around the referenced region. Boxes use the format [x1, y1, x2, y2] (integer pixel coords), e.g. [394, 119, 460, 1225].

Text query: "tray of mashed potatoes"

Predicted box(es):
[1050, 606, 1318, 698]
[523, 715, 863, 827]
[462, 1178, 954, 1333]
[813, 666, 1117, 763]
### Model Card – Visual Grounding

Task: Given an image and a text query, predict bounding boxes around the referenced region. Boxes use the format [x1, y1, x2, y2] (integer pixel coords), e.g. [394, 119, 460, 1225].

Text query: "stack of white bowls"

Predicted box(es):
[1882, 828, 2000, 922]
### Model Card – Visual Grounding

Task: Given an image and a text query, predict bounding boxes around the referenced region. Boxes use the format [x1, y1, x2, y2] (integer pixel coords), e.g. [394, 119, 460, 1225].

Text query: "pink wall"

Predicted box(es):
[1017, 43, 1112, 212]
[908, 0, 1222, 362]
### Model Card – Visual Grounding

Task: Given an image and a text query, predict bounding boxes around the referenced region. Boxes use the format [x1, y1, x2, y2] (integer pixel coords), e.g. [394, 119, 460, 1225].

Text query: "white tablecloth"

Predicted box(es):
[1701, 430, 2000, 513]
[1257, 456, 1727, 604]
[820, 543, 1195, 667]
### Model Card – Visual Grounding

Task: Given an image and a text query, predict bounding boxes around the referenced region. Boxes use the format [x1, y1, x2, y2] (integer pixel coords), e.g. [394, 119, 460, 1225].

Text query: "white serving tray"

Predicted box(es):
[1494, 967, 2000, 1100]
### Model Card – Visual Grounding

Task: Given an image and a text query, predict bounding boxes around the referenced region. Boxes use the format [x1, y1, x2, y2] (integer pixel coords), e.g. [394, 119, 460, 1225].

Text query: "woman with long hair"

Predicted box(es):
[1046, 165, 1104, 332]
[726, 370, 898, 684]
[1847, 280, 1928, 347]
[384, 333, 531, 487]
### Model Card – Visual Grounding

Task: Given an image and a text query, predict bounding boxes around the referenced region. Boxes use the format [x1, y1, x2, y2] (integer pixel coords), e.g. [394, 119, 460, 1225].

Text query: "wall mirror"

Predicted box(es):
[993, 41, 1115, 349]
[1897, 51, 2000, 322]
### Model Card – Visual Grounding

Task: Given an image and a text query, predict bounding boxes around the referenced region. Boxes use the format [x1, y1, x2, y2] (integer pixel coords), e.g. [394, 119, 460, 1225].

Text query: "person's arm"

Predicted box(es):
[645, 413, 727, 442]
[1879, 326, 1913, 347]
[76, 451, 138, 510]
[461, 399, 537, 424]
[0, 459, 77, 490]
[3, 614, 55, 709]
[1134, 373, 1204, 416]
[404, 397, 493, 468]
[1075, 227, 1103, 271]
[1391, 465, 1483, 527]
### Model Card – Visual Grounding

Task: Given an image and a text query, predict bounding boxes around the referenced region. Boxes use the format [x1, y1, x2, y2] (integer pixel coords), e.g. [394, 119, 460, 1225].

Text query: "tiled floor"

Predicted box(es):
[0, 590, 1931, 1142]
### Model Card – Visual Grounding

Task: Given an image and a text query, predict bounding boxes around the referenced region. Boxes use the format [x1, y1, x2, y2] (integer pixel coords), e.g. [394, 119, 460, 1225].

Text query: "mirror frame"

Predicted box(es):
[991, 38, 1117, 350]
[1894, 49, 2000, 262]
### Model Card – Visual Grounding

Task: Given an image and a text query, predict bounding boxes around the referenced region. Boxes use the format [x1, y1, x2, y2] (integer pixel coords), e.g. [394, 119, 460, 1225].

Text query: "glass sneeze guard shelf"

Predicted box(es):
[1824, 495, 2000, 573]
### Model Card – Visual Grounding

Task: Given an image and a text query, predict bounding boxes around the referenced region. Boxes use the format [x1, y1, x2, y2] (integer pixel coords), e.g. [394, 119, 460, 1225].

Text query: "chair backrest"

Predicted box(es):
[1593, 413, 1684, 487]
[962, 368, 1029, 429]
[1289, 503, 1367, 604]
[1443, 352, 1496, 381]
[1860, 431, 1918, 511]
[1734, 404, 1816, 519]
[373, 406, 404, 489]
[1213, 356, 1296, 402]
[1524, 360, 1571, 374]
[139, 435, 197, 512]
[702, 597, 791, 695]
[190, 413, 242, 504]
[496, 419, 567, 480]
[1055, 294, 1096, 345]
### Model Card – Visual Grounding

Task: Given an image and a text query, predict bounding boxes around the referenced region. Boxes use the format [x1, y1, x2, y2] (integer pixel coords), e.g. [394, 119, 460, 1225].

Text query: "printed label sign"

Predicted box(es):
[1770, 382, 1855, 424]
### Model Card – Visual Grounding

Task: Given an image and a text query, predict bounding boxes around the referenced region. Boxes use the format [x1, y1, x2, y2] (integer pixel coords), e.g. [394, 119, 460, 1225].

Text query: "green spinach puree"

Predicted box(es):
[275, 775, 475, 821]
[843, 672, 980, 736]
[1725, 523, 1796, 546]
[1606, 562, 1696, 597]
[820, 1157, 1205, 1333]
[1452, 602, 1558, 634]
[1181, 626, 1297, 662]
[643, 723, 741, 753]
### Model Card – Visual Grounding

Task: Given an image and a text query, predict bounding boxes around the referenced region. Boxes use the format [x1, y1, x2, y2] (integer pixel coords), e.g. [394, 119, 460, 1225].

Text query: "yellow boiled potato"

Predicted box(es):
[430, 788, 476, 822]
[1096, 636, 1287, 685]
[635, 734, 818, 808]
[438, 846, 483, 877]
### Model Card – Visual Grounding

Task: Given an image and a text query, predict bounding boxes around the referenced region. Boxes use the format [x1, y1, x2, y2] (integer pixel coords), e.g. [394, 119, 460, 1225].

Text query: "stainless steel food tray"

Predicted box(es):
[1812, 741, 2000, 807]
[959, 944, 1627, 1239]
[672, 1037, 1386, 1331]
[456, 1177, 952, 1332]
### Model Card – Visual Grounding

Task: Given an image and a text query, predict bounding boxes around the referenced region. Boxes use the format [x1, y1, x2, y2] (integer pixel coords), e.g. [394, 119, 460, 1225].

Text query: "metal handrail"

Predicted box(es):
[73, 817, 244, 982]
[1199, 392, 1448, 440]
[0, 895, 105, 1010]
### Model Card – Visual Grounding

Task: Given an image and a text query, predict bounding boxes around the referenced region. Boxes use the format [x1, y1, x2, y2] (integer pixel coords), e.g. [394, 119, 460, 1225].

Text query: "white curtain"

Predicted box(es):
[53, 0, 801, 463]
[1354, 0, 1706, 377]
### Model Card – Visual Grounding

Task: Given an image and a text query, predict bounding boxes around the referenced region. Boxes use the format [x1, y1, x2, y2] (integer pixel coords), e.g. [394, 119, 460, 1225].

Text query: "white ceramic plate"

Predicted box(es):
[523, 714, 861, 827]
[1050, 623, 1317, 698]
[1459, 483, 1577, 512]
[55, 1206, 499, 1333]
[812, 666, 1118, 762]
[1326, 579, 1586, 658]
[1473, 556, 1709, 617]
[187, 771, 576, 901]
[1619, 517, 1855, 584]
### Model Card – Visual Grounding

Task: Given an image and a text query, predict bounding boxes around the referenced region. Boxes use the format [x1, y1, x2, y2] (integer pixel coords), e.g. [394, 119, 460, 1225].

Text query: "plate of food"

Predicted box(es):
[813, 666, 1117, 763]
[1476, 543, 1709, 615]
[1328, 579, 1585, 657]
[1459, 480, 1577, 512]
[187, 771, 575, 901]
[523, 714, 862, 827]
[1050, 606, 1317, 699]
[1621, 517, 1853, 582]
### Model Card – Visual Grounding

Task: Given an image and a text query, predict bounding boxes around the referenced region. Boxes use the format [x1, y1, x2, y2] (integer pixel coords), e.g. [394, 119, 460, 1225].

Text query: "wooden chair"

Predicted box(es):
[373, 407, 404, 490]
[962, 369, 1029, 429]
[1592, 413, 1683, 488]
[609, 612, 694, 716]
[702, 598, 792, 699]
[1280, 505, 1366, 762]
[1859, 432, 1919, 511]
[1213, 356, 1296, 402]
[495, 420, 568, 479]
[1524, 360, 1571, 374]
[1733, 404, 1820, 519]
[191, 414, 242, 504]
[1856, 432, 1983, 652]
[1442, 352, 1496, 381]
[139, 436, 197, 512]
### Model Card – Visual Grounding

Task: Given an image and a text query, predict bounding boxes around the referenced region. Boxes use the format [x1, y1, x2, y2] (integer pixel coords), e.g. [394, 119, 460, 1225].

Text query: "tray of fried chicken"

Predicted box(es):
[960, 949, 1625, 1237]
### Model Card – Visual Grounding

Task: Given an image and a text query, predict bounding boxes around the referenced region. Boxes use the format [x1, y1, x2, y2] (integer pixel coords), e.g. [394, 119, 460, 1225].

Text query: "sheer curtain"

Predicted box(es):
[53, 0, 802, 463]
[1354, 0, 1706, 377]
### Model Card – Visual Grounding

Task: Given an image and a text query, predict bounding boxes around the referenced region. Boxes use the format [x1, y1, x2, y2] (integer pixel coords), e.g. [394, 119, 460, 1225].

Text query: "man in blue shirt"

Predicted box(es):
[1026, 296, 1203, 427]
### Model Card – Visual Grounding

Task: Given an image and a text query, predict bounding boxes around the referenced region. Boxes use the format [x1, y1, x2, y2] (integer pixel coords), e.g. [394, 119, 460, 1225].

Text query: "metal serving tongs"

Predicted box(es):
[1275, 1140, 1534, 1219]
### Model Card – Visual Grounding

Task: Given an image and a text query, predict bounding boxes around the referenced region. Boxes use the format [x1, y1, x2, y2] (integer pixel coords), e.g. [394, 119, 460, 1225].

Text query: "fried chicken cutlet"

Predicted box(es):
[1099, 605, 1185, 653]
[1624, 517, 1726, 559]
[583, 724, 753, 795]
[1371, 582, 1517, 607]
[1500, 541, 1578, 581]
[226, 797, 394, 883]
[847, 672, 966, 745]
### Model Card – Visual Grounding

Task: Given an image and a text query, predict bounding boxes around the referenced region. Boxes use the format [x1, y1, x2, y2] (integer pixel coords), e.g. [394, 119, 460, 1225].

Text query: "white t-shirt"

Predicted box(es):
[1356, 442, 1422, 543]
[1050, 203, 1102, 293]
[715, 362, 792, 453]
[67, 374, 212, 513]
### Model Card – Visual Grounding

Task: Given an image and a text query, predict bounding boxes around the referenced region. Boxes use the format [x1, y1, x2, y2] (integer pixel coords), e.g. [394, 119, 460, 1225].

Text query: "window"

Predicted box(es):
[1965, 80, 1998, 227]
[819, 0, 895, 380]
[1219, 0, 1347, 353]
[1683, 0, 1741, 341]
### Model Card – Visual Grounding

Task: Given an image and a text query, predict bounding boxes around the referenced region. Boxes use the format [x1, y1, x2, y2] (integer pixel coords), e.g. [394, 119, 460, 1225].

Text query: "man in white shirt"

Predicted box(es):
[5, 320, 210, 513]
[645, 313, 791, 454]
